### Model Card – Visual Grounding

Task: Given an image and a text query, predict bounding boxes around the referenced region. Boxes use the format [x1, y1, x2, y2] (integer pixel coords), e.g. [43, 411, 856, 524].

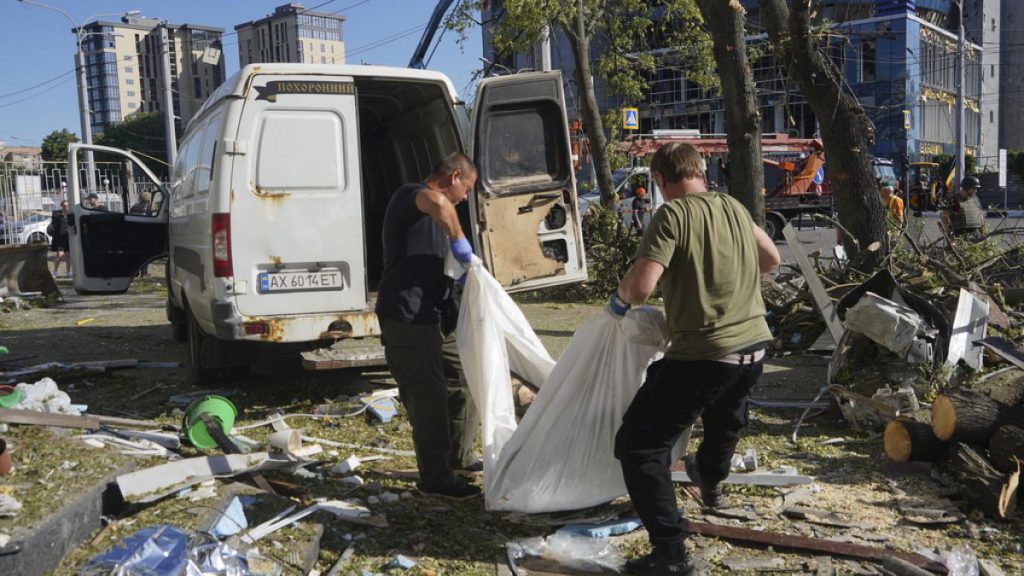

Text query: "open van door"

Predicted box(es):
[67, 143, 168, 294]
[471, 71, 586, 292]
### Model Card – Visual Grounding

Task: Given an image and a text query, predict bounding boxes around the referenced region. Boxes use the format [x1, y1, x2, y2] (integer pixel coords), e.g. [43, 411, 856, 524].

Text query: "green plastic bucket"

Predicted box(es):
[182, 395, 237, 450]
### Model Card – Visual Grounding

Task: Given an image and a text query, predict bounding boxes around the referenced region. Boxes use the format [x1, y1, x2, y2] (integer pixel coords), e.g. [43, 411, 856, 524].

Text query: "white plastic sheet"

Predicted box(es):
[457, 257, 556, 485]
[458, 259, 669, 512]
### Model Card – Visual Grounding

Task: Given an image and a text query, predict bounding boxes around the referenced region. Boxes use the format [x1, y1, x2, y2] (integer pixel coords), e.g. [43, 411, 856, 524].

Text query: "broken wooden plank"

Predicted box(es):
[782, 223, 844, 343]
[976, 337, 1024, 371]
[670, 466, 814, 487]
[0, 408, 100, 430]
[116, 452, 293, 503]
[687, 521, 948, 573]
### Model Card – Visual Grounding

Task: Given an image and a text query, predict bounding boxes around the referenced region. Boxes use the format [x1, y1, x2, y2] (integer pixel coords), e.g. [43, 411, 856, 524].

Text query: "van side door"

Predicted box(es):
[67, 143, 168, 294]
[470, 71, 586, 292]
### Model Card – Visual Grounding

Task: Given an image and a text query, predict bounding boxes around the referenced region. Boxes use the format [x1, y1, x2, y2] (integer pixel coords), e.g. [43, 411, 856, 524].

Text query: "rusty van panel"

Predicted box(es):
[479, 193, 564, 286]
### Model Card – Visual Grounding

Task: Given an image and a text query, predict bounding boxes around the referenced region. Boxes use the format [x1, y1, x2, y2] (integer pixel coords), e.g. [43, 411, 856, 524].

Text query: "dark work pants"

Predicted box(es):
[380, 317, 479, 487]
[614, 357, 763, 554]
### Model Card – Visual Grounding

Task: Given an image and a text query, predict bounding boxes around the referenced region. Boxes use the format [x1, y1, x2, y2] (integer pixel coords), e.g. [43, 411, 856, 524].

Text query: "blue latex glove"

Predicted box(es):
[449, 237, 473, 265]
[607, 293, 631, 317]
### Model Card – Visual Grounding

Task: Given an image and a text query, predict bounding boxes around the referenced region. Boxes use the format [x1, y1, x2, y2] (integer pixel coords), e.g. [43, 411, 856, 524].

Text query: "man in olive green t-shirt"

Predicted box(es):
[610, 143, 780, 575]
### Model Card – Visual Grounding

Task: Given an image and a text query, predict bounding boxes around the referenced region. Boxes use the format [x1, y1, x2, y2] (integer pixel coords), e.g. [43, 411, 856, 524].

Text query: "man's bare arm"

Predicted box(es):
[752, 225, 781, 274]
[415, 188, 464, 239]
[618, 258, 665, 305]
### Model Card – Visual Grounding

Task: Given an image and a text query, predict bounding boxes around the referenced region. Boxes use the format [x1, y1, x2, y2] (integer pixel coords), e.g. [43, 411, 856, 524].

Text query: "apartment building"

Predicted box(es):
[1, 146, 43, 170]
[77, 16, 225, 136]
[235, 3, 345, 67]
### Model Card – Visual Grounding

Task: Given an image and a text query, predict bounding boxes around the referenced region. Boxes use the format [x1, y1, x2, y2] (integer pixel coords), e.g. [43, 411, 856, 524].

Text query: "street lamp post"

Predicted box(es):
[18, 0, 140, 194]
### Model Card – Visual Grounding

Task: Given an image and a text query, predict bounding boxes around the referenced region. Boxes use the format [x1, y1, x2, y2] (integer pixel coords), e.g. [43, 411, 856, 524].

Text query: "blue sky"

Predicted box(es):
[0, 0, 483, 146]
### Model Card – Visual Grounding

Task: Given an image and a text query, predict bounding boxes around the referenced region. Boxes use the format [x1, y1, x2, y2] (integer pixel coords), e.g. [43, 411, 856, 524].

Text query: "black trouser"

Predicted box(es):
[380, 317, 479, 487]
[614, 355, 763, 555]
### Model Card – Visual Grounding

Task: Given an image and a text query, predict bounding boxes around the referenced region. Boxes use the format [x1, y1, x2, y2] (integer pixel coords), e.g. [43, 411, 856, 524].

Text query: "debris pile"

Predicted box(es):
[767, 222, 1024, 523]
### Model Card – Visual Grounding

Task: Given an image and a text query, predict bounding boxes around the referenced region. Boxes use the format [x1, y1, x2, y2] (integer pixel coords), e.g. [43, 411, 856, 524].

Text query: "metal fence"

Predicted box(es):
[0, 160, 161, 245]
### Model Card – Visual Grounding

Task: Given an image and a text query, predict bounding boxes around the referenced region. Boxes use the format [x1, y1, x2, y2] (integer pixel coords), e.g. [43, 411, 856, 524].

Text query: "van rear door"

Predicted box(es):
[67, 143, 168, 293]
[231, 75, 365, 317]
[470, 71, 586, 292]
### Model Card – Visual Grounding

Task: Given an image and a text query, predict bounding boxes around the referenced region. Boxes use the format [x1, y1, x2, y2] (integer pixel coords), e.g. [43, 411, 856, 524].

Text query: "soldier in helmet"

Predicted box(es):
[940, 175, 985, 239]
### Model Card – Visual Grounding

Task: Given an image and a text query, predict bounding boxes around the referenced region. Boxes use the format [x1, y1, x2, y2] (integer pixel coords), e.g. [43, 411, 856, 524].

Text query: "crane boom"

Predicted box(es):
[409, 0, 456, 69]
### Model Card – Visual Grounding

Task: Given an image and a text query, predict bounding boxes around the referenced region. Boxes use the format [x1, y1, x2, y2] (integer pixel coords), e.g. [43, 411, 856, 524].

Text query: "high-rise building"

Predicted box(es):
[1000, 0, 1024, 150]
[483, 0, 1003, 171]
[235, 3, 345, 67]
[77, 16, 225, 137]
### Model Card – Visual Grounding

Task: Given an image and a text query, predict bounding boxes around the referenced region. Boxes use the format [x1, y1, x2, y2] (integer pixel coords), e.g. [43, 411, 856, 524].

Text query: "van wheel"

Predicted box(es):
[186, 309, 220, 385]
[763, 214, 786, 240]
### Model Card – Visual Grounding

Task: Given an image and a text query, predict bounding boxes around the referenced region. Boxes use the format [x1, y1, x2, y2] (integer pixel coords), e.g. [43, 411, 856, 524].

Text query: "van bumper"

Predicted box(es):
[210, 300, 381, 342]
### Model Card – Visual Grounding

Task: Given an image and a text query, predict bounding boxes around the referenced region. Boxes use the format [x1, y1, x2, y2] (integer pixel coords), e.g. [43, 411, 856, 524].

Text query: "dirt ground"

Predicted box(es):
[1, 264, 1022, 575]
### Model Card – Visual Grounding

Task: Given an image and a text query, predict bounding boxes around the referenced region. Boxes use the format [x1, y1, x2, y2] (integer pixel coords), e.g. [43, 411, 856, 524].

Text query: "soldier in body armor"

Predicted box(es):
[940, 175, 985, 240]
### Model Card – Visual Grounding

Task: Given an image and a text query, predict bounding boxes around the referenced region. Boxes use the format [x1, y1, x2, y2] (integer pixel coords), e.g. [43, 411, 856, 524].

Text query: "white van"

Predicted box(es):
[67, 64, 586, 383]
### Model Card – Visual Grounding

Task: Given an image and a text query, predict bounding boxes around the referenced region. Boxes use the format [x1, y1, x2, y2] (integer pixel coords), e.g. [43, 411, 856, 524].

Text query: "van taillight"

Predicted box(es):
[212, 213, 232, 277]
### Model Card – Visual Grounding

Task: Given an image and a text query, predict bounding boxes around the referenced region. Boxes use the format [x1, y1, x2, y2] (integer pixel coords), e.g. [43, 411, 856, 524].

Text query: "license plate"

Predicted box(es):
[258, 269, 343, 293]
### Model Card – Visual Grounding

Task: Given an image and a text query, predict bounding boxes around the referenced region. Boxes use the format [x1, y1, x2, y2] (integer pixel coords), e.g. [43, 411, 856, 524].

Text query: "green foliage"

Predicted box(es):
[94, 113, 172, 179]
[1007, 149, 1024, 180]
[40, 129, 78, 162]
[932, 153, 977, 176]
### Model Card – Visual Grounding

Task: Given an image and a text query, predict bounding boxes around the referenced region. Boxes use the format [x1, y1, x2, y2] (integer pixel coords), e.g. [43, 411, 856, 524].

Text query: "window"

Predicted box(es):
[483, 103, 567, 189]
[991, 64, 995, 77]
[255, 110, 344, 191]
[990, 110, 994, 123]
[128, 102, 136, 109]
[320, 43, 325, 52]
[126, 78, 134, 85]
[127, 90, 135, 96]
[321, 56, 326, 64]
[861, 41, 876, 83]
[124, 66, 133, 73]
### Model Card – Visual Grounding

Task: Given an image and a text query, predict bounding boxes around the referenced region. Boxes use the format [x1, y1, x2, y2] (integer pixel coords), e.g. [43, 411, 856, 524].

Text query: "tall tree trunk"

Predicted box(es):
[568, 0, 615, 208]
[758, 0, 886, 269]
[695, 0, 764, 224]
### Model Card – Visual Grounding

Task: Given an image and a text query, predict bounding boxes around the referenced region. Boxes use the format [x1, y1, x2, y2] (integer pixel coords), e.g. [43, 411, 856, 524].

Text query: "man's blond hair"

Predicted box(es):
[650, 142, 704, 184]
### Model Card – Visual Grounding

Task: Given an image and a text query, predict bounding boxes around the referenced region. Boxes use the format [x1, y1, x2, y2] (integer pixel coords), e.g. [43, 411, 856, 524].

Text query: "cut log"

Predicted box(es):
[884, 420, 948, 463]
[988, 425, 1024, 474]
[946, 442, 1019, 519]
[932, 388, 1024, 443]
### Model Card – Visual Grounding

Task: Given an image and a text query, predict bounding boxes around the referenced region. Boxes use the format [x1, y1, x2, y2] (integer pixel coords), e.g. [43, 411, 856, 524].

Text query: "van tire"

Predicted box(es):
[186, 309, 220, 386]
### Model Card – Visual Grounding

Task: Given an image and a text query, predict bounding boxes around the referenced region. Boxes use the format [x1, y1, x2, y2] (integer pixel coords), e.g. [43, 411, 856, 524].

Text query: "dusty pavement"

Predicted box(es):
[1, 264, 1022, 575]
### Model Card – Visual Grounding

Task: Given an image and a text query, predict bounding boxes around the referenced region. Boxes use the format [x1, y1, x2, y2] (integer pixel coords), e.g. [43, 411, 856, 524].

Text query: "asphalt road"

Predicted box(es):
[775, 213, 1024, 265]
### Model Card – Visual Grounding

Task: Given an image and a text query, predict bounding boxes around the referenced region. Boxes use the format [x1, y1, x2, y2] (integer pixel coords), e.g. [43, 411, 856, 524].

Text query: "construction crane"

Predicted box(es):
[409, 0, 456, 69]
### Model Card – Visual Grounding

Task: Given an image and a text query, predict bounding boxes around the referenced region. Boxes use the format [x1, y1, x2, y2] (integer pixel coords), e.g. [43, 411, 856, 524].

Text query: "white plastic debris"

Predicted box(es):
[0, 494, 22, 517]
[332, 454, 361, 475]
[843, 292, 923, 357]
[13, 377, 80, 415]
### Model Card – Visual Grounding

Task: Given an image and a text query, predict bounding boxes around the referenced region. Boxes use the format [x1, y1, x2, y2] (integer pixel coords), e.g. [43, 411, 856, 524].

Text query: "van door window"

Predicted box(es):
[483, 102, 566, 191]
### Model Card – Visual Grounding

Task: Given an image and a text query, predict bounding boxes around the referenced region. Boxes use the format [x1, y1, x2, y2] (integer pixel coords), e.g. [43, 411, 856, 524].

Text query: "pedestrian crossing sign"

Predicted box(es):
[622, 108, 639, 130]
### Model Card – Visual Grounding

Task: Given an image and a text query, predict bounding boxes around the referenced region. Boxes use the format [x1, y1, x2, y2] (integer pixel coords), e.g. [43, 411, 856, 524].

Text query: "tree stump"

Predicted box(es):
[947, 442, 1019, 519]
[988, 425, 1024, 474]
[884, 420, 947, 463]
[932, 388, 1024, 443]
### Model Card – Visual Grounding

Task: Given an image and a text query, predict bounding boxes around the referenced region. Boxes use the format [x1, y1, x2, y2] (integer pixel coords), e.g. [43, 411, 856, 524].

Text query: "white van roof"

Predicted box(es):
[192, 63, 462, 125]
